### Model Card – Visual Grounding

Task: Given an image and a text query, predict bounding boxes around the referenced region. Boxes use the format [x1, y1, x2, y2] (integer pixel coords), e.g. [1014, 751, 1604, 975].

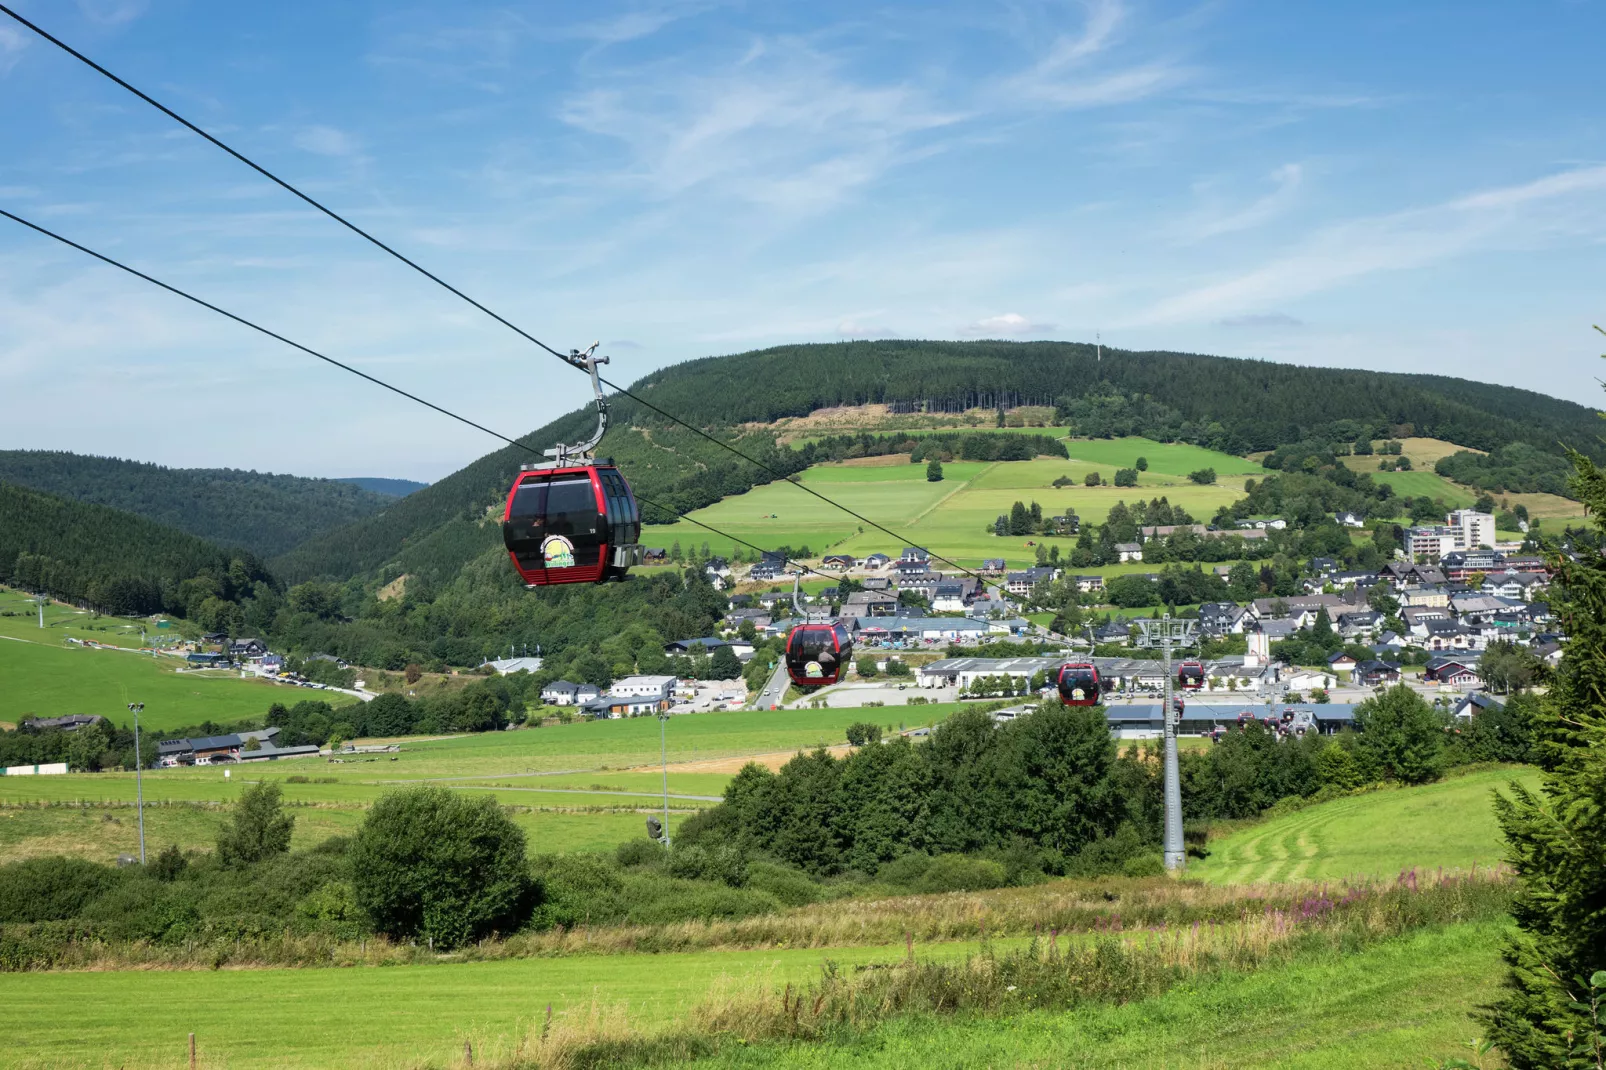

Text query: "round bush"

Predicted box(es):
[349, 786, 534, 949]
[916, 854, 1008, 894]
[0, 857, 122, 923]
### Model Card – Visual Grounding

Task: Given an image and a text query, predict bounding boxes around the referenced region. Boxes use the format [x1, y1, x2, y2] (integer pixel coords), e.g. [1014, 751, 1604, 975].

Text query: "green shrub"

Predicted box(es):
[1121, 853, 1165, 878]
[615, 838, 667, 869]
[917, 854, 1008, 894]
[875, 852, 933, 888]
[845, 721, 883, 746]
[666, 844, 748, 887]
[744, 862, 826, 907]
[215, 781, 294, 868]
[349, 786, 534, 948]
[0, 857, 122, 923]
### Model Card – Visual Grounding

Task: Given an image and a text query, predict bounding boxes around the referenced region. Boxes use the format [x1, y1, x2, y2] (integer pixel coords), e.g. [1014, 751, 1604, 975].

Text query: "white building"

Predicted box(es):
[1447, 510, 1496, 551]
[609, 675, 678, 698]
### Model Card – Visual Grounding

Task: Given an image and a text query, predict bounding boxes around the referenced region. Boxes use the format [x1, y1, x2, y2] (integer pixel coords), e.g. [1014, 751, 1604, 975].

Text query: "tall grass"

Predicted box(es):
[465, 869, 1514, 1069]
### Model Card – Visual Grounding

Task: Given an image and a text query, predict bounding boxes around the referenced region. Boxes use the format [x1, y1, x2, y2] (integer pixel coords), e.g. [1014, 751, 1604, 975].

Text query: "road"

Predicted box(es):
[751, 660, 791, 709]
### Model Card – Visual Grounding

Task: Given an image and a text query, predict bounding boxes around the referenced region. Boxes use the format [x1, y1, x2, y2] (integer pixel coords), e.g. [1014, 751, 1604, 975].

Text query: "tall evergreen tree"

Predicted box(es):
[1486, 431, 1606, 1067]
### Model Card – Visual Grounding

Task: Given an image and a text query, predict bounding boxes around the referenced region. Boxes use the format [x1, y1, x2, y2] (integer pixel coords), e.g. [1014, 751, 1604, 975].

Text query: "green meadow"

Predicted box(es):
[1190, 765, 1537, 885]
[663, 921, 1510, 1070]
[645, 437, 1260, 567]
[0, 631, 350, 730]
[0, 936, 996, 1069]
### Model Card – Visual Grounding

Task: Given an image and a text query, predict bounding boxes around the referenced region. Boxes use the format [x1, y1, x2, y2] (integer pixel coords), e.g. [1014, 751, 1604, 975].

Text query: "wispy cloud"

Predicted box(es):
[837, 320, 899, 340]
[76, 0, 146, 27]
[1146, 164, 1606, 323]
[957, 312, 1055, 338]
[293, 125, 360, 157]
[1218, 312, 1304, 329]
[559, 39, 964, 212]
[562, 4, 710, 47]
[1181, 162, 1303, 242]
[0, 24, 27, 75]
[996, 0, 1187, 109]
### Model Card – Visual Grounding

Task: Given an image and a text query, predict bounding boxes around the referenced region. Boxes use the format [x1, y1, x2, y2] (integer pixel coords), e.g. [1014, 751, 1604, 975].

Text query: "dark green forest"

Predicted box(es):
[0, 481, 273, 622]
[0, 451, 395, 558]
[1434, 443, 1576, 496]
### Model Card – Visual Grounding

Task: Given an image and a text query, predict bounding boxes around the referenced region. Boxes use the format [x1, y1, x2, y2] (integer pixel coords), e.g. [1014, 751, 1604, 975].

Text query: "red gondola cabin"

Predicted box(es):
[502, 463, 641, 587]
[784, 621, 853, 687]
[1056, 662, 1102, 706]
[1178, 660, 1205, 691]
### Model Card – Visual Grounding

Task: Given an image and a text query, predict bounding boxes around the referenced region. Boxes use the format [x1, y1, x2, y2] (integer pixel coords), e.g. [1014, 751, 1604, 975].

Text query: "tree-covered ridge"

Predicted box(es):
[0, 451, 395, 559]
[271, 340, 1596, 585]
[0, 480, 274, 621]
[1434, 443, 1576, 497]
[632, 341, 1603, 459]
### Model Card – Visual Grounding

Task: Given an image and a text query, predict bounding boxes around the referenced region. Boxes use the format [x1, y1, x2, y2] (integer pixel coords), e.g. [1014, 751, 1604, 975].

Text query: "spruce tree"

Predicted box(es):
[1485, 442, 1606, 1067]
[926, 457, 944, 482]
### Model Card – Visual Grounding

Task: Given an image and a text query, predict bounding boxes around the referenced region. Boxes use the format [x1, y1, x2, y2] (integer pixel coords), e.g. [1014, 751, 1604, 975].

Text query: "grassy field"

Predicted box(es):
[0, 587, 171, 649]
[646, 438, 1259, 567]
[0, 801, 697, 865]
[1060, 436, 1264, 477]
[0, 631, 352, 730]
[664, 921, 1509, 1070]
[0, 937, 997, 1069]
[0, 917, 1509, 1068]
[1190, 765, 1537, 884]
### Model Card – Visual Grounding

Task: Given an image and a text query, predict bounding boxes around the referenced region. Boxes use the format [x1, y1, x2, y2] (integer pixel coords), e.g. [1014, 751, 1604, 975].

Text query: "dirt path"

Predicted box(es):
[629, 743, 855, 775]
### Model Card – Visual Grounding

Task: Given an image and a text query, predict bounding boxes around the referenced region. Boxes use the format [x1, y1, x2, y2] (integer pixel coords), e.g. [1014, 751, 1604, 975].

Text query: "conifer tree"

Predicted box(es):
[1485, 433, 1606, 1067]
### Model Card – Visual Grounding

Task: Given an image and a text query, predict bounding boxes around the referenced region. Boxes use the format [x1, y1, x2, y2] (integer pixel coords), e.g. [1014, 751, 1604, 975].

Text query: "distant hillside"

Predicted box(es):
[0, 480, 272, 619]
[337, 477, 429, 498]
[0, 451, 395, 559]
[272, 341, 1601, 584]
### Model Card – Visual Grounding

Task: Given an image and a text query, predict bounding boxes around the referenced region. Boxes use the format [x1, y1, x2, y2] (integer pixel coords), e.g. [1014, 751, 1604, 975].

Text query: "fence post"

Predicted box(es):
[188, 1032, 196, 1069]
[904, 930, 913, 964]
[464, 1039, 473, 1066]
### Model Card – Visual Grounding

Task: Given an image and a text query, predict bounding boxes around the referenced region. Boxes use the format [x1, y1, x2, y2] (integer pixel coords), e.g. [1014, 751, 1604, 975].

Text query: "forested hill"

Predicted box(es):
[0, 481, 274, 623]
[272, 340, 1600, 585]
[636, 341, 1604, 457]
[0, 451, 395, 559]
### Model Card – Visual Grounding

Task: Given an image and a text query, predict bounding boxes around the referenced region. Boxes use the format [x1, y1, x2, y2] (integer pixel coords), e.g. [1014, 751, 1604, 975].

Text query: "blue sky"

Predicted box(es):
[2, 0, 1603, 481]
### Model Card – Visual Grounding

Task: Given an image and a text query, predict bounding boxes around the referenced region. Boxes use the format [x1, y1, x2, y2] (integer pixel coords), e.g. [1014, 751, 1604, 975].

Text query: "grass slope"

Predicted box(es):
[1191, 765, 1537, 884]
[0, 920, 1508, 1068]
[0, 938, 990, 1068]
[0, 801, 692, 865]
[645, 438, 1254, 566]
[666, 921, 1509, 1070]
[0, 634, 349, 729]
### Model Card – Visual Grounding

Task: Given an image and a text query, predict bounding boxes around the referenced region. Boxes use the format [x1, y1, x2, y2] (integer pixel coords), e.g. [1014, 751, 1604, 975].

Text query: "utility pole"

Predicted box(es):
[37, 592, 47, 629]
[1136, 614, 1196, 871]
[127, 702, 146, 863]
[657, 709, 671, 849]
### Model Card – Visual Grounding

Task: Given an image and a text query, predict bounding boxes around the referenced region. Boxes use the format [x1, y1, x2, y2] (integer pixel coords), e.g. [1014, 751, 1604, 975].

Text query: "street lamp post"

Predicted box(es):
[127, 702, 146, 863]
[657, 709, 671, 849]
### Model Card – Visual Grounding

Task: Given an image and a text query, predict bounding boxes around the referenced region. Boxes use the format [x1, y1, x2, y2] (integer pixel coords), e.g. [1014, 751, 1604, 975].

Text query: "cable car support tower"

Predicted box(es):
[1136, 614, 1198, 872]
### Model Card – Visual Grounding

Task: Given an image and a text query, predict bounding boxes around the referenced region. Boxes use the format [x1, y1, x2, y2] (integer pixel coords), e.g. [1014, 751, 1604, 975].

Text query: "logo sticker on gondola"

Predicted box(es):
[541, 535, 576, 569]
[1071, 688, 1086, 701]
[804, 661, 824, 678]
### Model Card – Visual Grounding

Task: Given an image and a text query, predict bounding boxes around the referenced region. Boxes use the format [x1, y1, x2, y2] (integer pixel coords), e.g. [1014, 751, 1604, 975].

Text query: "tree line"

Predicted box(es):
[0, 481, 274, 625]
[0, 451, 394, 559]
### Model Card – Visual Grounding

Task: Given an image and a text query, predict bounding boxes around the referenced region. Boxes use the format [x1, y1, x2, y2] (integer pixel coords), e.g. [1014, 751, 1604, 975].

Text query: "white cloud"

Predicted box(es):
[559, 40, 964, 213]
[76, 0, 146, 27]
[957, 312, 1055, 338]
[1217, 312, 1304, 329]
[837, 320, 899, 340]
[0, 25, 27, 74]
[996, 0, 1186, 109]
[293, 125, 359, 157]
[1181, 163, 1303, 242]
[1146, 164, 1606, 324]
